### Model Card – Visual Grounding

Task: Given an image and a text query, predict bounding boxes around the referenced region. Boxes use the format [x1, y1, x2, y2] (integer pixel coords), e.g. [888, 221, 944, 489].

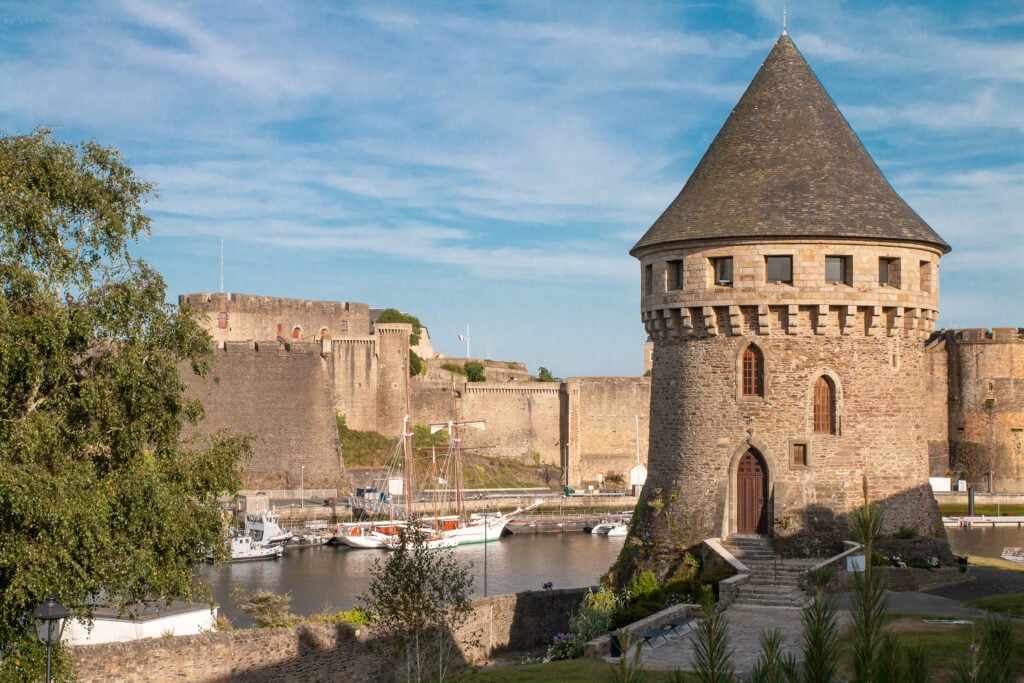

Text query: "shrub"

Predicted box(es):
[441, 362, 467, 376]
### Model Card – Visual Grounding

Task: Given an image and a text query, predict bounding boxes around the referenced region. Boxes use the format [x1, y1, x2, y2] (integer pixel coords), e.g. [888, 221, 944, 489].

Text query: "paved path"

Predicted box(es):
[608, 571, 1013, 677]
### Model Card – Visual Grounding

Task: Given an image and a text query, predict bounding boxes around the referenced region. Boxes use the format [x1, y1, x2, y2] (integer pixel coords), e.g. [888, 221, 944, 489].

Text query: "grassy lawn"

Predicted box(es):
[938, 502, 1024, 516]
[453, 657, 695, 682]
[967, 554, 1024, 572]
[833, 614, 1024, 681]
[965, 593, 1024, 617]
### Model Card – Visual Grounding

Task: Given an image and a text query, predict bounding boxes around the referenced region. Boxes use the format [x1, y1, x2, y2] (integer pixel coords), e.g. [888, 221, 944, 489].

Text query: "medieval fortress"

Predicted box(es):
[181, 36, 1022, 568]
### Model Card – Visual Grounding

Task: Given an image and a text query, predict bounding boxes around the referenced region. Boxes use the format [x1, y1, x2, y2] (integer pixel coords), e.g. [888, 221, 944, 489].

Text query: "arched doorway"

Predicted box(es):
[737, 449, 768, 535]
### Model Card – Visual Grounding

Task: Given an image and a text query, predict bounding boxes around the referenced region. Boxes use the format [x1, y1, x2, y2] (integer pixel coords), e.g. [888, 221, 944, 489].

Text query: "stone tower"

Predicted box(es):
[615, 34, 951, 582]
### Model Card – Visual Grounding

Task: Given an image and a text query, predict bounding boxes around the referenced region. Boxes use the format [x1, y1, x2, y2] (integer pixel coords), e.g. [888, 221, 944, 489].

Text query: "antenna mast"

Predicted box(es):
[219, 238, 225, 293]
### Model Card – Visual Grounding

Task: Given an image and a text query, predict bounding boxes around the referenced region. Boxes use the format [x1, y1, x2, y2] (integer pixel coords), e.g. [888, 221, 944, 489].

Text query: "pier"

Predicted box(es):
[943, 516, 1024, 529]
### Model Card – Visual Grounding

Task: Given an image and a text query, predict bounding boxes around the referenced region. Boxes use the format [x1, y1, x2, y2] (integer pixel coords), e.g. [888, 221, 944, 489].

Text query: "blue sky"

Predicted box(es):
[1, 1, 1021, 376]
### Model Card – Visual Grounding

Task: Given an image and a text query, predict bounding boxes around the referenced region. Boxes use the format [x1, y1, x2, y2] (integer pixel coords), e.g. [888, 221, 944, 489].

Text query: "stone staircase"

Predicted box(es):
[721, 535, 816, 607]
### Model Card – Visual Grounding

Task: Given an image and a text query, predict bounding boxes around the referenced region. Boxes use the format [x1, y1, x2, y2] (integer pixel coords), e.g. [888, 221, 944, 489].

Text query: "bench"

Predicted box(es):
[640, 627, 673, 646]
[666, 617, 696, 635]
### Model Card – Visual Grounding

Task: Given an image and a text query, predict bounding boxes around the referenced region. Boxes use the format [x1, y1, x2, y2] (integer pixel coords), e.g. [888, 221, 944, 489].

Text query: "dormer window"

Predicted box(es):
[711, 257, 733, 286]
[765, 256, 793, 284]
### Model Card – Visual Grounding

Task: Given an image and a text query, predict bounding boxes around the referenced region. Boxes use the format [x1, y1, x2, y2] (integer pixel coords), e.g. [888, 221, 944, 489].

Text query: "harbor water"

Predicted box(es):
[199, 532, 627, 627]
[198, 526, 1021, 628]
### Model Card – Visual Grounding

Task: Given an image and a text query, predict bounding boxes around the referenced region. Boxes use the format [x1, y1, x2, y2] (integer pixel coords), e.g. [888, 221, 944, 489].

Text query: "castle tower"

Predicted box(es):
[616, 34, 952, 581]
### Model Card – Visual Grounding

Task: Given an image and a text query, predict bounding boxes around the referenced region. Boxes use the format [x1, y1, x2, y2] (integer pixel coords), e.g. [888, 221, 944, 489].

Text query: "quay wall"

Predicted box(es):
[70, 587, 588, 682]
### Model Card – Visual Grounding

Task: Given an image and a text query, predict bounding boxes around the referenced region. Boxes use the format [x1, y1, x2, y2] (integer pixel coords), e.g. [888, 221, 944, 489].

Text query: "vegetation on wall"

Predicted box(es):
[537, 367, 560, 382]
[464, 361, 486, 382]
[409, 349, 424, 376]
[0, 129, 250, 676]
[440, 362, 467, 376]
[336, 414, 394, 467]
[375, 308, 422, 346]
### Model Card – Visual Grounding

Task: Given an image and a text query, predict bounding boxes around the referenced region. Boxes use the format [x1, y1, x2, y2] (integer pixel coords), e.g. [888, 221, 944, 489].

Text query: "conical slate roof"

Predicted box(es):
[631, 34, 949, 255]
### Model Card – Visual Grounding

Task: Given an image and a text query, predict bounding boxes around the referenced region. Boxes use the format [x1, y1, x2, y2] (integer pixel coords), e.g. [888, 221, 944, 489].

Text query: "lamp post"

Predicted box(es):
[301, 465, 305, 509]
[33, 596, 69, 683]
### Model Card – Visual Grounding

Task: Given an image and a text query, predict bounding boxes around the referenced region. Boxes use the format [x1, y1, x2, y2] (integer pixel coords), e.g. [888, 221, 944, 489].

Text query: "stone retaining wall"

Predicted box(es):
[71, 588, 588, 682]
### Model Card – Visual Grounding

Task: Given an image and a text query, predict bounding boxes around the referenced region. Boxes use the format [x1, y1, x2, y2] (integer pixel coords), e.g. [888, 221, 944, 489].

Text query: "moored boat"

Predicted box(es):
[1001, 547, 1024, 563]
[245, 509, 294, 546]
[209, 531, 283, 562]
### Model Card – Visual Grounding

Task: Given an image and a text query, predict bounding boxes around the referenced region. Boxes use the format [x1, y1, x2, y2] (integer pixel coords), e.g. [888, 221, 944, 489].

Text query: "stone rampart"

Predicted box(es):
[180, 292, 371, 345]
[410, 380, 563, 465]
[944, 328, 1024, 490]
[565, 377, 651, 488]
[181, 342, 345, 490]
[70, 588, 587, 682]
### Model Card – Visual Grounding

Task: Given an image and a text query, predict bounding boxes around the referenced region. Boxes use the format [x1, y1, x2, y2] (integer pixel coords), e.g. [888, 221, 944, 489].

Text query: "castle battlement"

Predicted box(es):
[942, 327, 1024, 343]
[181, 292, 367, 315]
[643, 303, 938, 340]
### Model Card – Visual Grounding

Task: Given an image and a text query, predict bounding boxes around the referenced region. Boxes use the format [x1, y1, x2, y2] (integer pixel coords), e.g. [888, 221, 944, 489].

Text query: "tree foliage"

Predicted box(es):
[376, 308, 422, 346]
[361, 526, 476, 681]
[0, 130, 249, 658]
[463, 361, 485, 382]
[536, 367, 560, 382]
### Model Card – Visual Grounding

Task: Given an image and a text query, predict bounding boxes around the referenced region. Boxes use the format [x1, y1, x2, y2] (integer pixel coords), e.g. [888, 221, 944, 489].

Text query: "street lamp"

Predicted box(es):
[32, 595, 69, 683]
[301, 465, 305, 509]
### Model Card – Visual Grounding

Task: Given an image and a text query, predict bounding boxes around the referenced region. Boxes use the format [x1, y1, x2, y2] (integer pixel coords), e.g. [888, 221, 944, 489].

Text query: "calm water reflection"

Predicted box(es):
[946, 526, 1024, 559]
[198, 533, 626, 627]
[198, 527, 1022, 628]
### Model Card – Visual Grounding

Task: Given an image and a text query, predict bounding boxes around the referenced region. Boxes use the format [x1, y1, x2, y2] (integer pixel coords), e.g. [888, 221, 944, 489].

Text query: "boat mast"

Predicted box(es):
[404, 347, 413, 522]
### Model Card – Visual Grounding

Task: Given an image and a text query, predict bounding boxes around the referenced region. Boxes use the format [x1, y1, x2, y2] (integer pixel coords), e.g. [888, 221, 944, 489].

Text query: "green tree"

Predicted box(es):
[361, 526, 476, 681]
[0, 129, 249, 672]
[376, 308, 422, 346]
[537, 366, 560, 382]
[464, 361, 486, 382]
[409, 349, 424, 376]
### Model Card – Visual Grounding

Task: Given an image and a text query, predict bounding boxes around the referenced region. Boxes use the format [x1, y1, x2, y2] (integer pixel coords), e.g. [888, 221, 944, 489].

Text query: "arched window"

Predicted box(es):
[741, 345, 764, 397]
[814, 376, 836, 434]
[292, 326, 301, 340]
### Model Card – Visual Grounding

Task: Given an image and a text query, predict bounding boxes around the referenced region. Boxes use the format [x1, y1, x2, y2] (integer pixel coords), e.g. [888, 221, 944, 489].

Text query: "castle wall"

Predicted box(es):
[565, 377, 651, 488]
[329, 337, 378, 433]
[409, 381, 563, 466]
[179, 292, 371, 344]
[374, 323, 413, 437]
[925, 336, 950, 476]
[945, 328, 1024, 490]
[181, 342, 345, 490]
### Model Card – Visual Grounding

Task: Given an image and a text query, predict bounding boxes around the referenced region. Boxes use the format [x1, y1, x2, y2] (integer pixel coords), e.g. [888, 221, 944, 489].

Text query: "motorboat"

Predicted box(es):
[1001, 547, 1024, 563]
[245, 509, 293, 546]
[210, 531, 283, 562]
[605, 523, 628, 537]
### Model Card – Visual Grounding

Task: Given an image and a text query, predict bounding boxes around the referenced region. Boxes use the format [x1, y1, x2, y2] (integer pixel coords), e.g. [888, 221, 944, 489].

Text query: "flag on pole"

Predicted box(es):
[458, 334, 465, 341]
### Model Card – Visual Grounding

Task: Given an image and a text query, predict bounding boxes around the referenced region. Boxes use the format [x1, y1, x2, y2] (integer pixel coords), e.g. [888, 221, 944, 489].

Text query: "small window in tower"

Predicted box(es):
[276, 323, 283, 338]
[292, 326, 301, 340]
[879, 257, 900, 288]
[765, 256, 793, 284]
[791, 442, 808, 467]
[741, 344, 764, 397]
[668, 260, 684, 290]
[920, 260, 933, 293]
[711, 257, 734, 286]
[813, 376, 836, 435]
[825, 256, 851, 285]
[644, 264, 653, 295]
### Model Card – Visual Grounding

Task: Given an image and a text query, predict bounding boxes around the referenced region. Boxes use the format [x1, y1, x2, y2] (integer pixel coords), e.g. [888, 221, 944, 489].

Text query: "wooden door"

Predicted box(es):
[737, 450, 768, 534]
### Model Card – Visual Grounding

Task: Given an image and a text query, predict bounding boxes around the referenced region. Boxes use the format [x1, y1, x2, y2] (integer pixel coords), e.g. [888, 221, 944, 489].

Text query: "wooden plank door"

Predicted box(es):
[737, 450, 767, 534]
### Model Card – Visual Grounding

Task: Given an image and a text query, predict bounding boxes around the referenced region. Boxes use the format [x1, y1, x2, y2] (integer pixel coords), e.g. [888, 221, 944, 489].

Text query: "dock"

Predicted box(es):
[943, 515, 1024, 529]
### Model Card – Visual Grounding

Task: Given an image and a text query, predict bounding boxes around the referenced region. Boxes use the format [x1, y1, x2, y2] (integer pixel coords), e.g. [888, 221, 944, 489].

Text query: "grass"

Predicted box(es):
[967, 555, 1024, 572]
[453, 657, 695, 682]
[938, 502, 1024, 516]
[834, 615, 1024, 681]
[965, 593, 1024, 617]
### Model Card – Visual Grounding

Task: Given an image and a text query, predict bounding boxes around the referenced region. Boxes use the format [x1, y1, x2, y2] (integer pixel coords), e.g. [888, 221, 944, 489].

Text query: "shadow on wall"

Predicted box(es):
[71, 589, 589, 682]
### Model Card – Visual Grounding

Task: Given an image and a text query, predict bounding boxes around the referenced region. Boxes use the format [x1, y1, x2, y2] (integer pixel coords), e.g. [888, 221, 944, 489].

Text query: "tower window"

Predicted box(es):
[292, 326, 302, 340]
[644, 264, 653, 295]
[791, 442, 808, 467]
[711, 257, 733, 286]
[742, 345, 764, 397]
[825, 256, 851, 285]
[879, 257, 900, 287]
[668, 260, 684, 290]
[813, 376, 836, 434]
[919, 260, 933, 293]
[765, 256, 792, 284]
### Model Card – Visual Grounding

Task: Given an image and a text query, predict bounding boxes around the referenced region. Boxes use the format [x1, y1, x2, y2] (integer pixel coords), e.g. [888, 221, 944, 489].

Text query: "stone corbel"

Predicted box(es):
[703, 306, 718, 337]
[839, 305, 856, 335]
[787, 304, 799, 335]
[889, 306, 903, 338]
[866, 306, 881, 336]
[757, 305, 770, 335]
[679, 308, 694, 338]
[728, 305, 741, 336]
[814, 304, 828, 335]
